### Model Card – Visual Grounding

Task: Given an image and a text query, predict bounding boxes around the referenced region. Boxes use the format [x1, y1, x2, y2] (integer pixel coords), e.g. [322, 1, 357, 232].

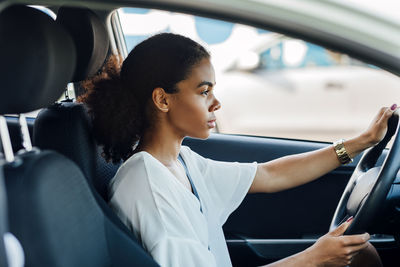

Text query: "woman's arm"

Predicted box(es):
[249, 106, 397, 193]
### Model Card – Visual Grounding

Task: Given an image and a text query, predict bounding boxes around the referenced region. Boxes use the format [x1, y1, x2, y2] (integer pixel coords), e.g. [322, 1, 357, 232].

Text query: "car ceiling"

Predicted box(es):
[1, 0, 400, 76]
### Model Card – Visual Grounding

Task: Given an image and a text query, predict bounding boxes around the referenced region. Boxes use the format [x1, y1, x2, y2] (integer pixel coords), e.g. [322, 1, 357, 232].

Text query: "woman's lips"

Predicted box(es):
[207, 119, 216, 128]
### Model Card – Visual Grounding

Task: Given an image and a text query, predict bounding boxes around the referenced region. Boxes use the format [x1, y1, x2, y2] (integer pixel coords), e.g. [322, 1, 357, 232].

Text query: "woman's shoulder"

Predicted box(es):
[117, 151, 148, 176]
[109, 152, 154, 194]
[180, 145, 204, 162]
[180, 145, 209, 171]
[180, 145, 192, 156]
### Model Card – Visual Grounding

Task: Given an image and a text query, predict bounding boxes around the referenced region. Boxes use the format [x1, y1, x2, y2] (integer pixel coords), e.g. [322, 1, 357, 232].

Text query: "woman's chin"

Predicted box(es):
[188, 131, 211, 140]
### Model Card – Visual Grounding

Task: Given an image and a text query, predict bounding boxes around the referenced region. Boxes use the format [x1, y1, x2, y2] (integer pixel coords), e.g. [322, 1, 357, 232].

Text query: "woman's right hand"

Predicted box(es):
[306, 217, 370, 266]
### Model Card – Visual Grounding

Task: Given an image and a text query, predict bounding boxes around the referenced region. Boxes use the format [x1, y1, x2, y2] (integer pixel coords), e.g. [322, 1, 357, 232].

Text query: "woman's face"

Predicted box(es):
[168, 57, 221, 139]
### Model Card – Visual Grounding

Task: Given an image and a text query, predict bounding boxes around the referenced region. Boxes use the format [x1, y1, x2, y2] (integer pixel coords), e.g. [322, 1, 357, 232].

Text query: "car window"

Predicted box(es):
[30, 5, 56, 19]
[117, 7, 400, 143]
[260, 41, 334, 70]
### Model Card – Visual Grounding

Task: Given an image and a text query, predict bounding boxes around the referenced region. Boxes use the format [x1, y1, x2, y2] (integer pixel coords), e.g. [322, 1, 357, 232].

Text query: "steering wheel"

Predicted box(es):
[330, 112, 400, 235]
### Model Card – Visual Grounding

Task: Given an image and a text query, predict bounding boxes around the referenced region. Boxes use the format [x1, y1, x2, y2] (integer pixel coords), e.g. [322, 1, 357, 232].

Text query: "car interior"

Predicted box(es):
[0, 162, 9, 266]
[0, 1, 400, 267]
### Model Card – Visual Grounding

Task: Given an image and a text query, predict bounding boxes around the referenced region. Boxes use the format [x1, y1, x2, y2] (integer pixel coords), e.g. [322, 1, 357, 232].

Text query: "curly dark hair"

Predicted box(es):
[79, 33, 210, 163]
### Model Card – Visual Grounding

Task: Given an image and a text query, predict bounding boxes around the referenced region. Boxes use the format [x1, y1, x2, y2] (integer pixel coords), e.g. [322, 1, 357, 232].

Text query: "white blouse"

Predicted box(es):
[109, 146, 257, 267]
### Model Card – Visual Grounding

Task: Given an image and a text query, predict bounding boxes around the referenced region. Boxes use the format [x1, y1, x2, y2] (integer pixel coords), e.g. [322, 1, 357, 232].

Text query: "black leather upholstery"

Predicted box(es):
[34, 102, 120, 201]
[0, 5, 76, 114]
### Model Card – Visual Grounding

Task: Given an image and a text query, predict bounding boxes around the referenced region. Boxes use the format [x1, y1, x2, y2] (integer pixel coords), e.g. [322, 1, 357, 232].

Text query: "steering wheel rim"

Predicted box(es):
[330, 112, 400, 235]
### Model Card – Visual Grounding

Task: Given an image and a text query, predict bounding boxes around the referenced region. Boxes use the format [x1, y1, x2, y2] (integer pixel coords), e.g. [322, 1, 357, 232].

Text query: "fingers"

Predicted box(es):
[374, 107, 387, 122]
[340, 237, 370, 266]
[330, 216, 353, 236]
[339, 239, 370, 267]
[378, 104, 397, 124]
[339, 233, 370, 246]
[340, 242, 369, 266]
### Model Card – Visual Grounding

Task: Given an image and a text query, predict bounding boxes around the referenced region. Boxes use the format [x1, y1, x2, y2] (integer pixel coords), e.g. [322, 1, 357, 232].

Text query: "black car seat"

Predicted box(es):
[0, 121, 10, 266]
[34, 6, 120, 202]
[33, 7, 131, 239]
[34, 102, 119, 200]
[0, 143, 24, 267]
[33, 7, 150, 259]
[0, 167, 8, 267]
[0, 118, 25, 267]
[1, 5, 158, 267]
[0, 163, 21, 267]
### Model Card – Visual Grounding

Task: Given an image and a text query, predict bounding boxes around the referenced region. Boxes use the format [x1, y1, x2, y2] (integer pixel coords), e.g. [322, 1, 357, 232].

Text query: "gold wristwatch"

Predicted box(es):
[333, 139, 353, 165]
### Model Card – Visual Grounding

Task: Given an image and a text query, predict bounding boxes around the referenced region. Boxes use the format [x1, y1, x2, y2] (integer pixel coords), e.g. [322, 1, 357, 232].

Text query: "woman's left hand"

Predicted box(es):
[361, 104, 398, 147]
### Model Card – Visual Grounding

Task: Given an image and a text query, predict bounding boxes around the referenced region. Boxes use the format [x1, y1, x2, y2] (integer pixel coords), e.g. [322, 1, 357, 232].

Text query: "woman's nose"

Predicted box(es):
[210, 96, 221, 112]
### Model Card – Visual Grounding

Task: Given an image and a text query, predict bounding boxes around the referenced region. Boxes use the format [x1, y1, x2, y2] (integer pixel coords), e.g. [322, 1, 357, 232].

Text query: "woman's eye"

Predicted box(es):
[201, 89, 209, 96]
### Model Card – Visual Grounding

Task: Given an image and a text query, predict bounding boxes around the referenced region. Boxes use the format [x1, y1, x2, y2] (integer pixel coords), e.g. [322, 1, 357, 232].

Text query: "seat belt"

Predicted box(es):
[178, 154, 211, 251]
[177, 154, 203, 213]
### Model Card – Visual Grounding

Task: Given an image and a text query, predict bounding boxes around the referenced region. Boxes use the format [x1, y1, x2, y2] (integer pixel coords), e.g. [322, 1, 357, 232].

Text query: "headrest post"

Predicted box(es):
[63, 83, 76, 102]
[0, 116, 14, 163]
[64, 88, 70, 100]
[18, 114, 32, 152]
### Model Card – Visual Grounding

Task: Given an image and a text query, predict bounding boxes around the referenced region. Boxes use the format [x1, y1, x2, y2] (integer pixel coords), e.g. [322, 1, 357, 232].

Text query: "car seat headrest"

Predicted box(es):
[56, 6, 110, 82]
[0, 5, 76, 114]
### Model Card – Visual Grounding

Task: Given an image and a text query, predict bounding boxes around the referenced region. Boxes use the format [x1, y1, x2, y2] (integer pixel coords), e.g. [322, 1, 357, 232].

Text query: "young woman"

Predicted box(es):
[80, 33, 392, 267]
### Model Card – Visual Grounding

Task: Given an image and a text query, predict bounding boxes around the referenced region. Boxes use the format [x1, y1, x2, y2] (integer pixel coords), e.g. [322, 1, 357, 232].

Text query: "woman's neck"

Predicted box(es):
[138, 125, 184, 167]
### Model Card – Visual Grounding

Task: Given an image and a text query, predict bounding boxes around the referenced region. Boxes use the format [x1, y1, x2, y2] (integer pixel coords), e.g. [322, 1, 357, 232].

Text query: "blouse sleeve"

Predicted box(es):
[184, 147, 257, 225]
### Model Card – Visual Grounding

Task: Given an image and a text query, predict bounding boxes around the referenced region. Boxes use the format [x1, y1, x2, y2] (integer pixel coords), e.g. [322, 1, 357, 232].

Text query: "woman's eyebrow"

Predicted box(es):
[197, 81, 216, 88]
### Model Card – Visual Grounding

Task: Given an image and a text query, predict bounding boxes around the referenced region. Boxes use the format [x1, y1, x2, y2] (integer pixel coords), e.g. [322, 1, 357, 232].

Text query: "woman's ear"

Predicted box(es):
[152, 87, 169, 113]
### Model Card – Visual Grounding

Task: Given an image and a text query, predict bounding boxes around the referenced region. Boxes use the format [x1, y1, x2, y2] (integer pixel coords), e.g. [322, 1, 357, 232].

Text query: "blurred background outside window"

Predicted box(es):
[117, 8, 400, 143]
